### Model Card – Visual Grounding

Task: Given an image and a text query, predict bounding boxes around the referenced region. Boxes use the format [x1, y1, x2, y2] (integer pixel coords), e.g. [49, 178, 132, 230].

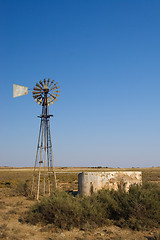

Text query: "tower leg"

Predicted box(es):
[46, 118, 50, 195]
[43, 115, 47, 197]
[49, 120, 57, 190]
[37, 118, 45, 200]
[31, 118, 42, 196]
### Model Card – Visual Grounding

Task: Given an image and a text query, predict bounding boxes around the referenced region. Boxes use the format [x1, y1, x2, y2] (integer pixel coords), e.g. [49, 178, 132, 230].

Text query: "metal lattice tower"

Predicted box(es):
[13, 78, 60, 200]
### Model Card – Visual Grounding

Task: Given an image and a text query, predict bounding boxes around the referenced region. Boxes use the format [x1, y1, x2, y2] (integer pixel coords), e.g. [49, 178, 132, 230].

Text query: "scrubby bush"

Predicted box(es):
[99, 183, 160, 230]
[22, 183, 160, 230]
[151, 233, 160, 240]
[15, 180, 31, 197]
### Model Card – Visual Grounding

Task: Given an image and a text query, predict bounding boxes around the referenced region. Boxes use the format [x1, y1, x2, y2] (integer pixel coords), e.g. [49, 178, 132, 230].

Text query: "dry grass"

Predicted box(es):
[0, 166, 160, 190]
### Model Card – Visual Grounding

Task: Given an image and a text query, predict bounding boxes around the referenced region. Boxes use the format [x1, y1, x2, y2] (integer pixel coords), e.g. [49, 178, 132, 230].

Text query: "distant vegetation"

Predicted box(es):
[22, 182, 160, 231]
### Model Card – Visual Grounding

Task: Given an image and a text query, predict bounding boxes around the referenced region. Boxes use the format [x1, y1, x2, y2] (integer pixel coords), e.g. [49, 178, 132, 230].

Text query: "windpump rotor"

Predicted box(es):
[32, 78, 60, 106]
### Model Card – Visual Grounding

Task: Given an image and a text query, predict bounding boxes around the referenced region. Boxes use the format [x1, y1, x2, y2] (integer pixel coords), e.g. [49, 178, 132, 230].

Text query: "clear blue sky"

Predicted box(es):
[1, 0, 160, 167]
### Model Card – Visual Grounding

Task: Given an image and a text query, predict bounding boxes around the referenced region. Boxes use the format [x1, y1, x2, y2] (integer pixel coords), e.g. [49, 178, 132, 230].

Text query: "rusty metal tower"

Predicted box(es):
[13, 78, 60, 200]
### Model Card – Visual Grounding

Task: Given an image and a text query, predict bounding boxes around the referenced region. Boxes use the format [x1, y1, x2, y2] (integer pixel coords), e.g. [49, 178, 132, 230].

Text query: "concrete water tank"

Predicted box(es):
[78, 171, 142, 196]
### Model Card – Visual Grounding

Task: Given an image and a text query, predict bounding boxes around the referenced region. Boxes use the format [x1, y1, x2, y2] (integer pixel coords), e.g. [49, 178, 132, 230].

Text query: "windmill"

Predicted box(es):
[13, 78, 60, 200]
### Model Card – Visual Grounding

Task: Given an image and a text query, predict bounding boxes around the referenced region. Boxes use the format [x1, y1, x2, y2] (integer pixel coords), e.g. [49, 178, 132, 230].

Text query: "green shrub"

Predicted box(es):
[22, 183, 160, 230]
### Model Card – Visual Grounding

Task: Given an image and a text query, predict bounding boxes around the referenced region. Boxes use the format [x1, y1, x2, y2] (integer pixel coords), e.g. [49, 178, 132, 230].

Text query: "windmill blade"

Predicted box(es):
[35, 96, 42, 102]
[33, 87, 42, 91]
[49, 96, 55, 104]
[33, 97, 41, 101]
[50, 93, 56, 99]
[36, 83, 42, 89]
[33, 94, 41, 99]
[50, 86, 60, 91]
[13, 84, 28, 98]
[47, 78, 50, 86]
[39, 80, 44, 87]
[32, 91, 42, 95]
[35, 96, 41, 101]
[49, 79, 54, 88]
[33, 92, 41, 97]
[51, 93, 60, 97]
[37, 98, 43, 105]
[52, 90, 60, 93]
[50, 82, 58, 91]
[35, 97, 42, 104]
[44, 78, 46, 85]
[50, 94, 57, 101]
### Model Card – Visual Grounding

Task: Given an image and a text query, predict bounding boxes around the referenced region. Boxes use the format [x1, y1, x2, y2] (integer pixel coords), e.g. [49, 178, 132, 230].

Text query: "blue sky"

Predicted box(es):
[0, 0, 160, 167]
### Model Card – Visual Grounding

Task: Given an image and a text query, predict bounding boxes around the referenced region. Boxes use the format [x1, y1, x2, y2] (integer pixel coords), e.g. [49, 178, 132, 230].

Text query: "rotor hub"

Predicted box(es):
[43, 85, 49, 93]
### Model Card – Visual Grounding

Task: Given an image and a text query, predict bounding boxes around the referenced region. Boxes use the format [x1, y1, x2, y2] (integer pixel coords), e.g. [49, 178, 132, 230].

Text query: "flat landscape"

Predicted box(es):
[0, 167, 160, 240]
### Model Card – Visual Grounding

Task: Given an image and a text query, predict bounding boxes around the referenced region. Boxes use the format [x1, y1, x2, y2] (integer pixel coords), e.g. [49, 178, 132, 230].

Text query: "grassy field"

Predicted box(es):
[0, 167, 160, 240]
[0, 166, 160, 190]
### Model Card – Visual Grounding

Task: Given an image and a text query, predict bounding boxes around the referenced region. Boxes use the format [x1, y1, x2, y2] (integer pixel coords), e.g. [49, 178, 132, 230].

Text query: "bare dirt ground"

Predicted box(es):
[0, 167, 160, 240]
